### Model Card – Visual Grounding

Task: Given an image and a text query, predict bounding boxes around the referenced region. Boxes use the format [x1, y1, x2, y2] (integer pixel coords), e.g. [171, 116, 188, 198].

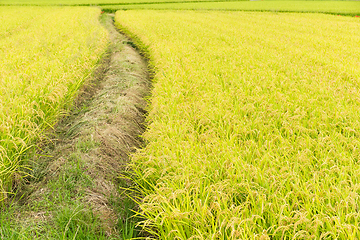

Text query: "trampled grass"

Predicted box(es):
[0, 7, 108, 200]
[106, 1, 360, 15]
[115, 10, 360, 239]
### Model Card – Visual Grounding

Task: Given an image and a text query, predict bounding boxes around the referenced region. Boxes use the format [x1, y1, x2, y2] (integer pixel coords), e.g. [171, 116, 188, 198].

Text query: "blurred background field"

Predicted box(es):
[1, 0, 359, 16]
[105, 1, 360, 14]
[102, 1, 360, 15]
[0, 0, 243, 5]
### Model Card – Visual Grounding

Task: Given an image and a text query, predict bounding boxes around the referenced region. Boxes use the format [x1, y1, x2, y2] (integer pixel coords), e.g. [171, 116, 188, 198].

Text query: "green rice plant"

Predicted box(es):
[115, 10, 360, 239]
[106, 1, 360, 15]
[0, 6, 108, 202]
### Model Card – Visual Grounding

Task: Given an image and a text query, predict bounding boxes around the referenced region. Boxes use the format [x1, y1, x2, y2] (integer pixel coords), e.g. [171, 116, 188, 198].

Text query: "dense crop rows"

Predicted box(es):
[116, 10, 360, 239]
[0, 7, 108, 200]
[106, 1, 360, 15]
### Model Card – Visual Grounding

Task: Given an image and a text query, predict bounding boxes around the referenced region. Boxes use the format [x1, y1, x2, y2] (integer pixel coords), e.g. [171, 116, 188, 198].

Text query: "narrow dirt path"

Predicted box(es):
[2, 14, 150, 239]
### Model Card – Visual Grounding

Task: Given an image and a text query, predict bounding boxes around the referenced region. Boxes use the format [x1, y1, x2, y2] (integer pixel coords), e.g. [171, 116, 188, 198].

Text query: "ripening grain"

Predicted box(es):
[0, 7, 108, 200]
[116, 10, 360, 239]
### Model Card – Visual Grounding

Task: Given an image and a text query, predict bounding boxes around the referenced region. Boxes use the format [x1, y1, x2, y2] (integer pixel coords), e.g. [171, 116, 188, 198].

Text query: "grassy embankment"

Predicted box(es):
[0, 7, 108, 201]
[116, 10, 360, 239]
[1, 12, 151, 239]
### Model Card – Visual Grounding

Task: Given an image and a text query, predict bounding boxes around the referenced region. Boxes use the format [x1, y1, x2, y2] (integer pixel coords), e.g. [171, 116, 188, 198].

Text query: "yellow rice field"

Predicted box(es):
[0, 7, 108, 200]
[116, 10, 360, 239]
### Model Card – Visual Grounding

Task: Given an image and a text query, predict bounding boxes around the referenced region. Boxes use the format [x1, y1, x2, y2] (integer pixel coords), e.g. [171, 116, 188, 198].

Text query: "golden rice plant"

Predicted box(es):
[0, 6, 108, 201]
[116, 10, 360, 239]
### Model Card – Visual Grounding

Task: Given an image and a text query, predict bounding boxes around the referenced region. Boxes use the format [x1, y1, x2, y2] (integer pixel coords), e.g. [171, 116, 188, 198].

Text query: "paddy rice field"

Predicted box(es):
[115, 10, 360, 239]
[0, 6, 108, 200]
[1, 0, 360, 239]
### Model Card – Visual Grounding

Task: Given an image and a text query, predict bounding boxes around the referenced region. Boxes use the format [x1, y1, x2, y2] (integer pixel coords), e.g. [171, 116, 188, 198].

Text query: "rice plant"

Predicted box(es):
[115, 10, 360, 239]
[0, 6, 108, 201]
